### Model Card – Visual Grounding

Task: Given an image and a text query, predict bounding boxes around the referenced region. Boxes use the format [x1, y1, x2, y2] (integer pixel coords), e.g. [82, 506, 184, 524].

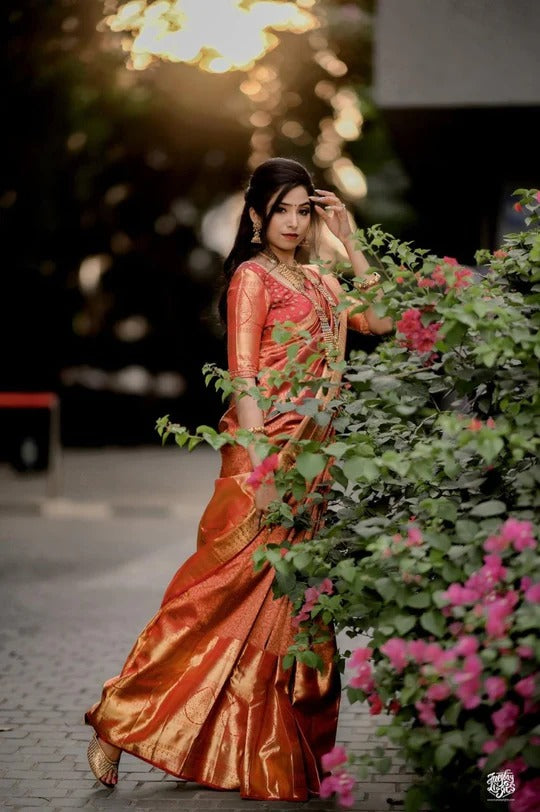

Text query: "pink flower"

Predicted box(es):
[380, 638, 408, 673]
[321, 745, 348, 771]
[415, 699, 438, 727]
[454, 636, 478, 657]
[406, 526, 423, 547]
[452, 268, 473, 289]
[418, 277, 436, 288]
[493, 249, 508, 258]
[517, 646, 534, 659]
[492, 701, 520, 735]
[368, 692, 383, 715]
[482, 739, 499, 754]
[349, 647, 372, 668]
[348, 663, 374, 693]
[499, 518, 536, 552]
[467, 418, 483, 431]
[292, 578, 334, 627]
[397, 308, 442, 354]
[408, 640, 428, 662]
[536, 191, 540, 203]
[466, 554, 507, 596]
[431, 266, 446, 286]
[444, 583, 480, 605]
[449, 622, 464, 636]
[486, 598, 513, 638]
[486, 417, 496, 428]
[524, 583, 540, 603]
[443, 256, 459, 266]
[454, 654, 483, 709]
[246, 453, 279, 489]
[510, 777, 540, 812]
[513, 202, 523, 213]
[388, 698, 401, 714]
[485, 676, 507, 702]
[515, 676, 535, 698]
[396, 275, 405, 283]
[320, 770, 356, 807]
[426, 682, 451, 702]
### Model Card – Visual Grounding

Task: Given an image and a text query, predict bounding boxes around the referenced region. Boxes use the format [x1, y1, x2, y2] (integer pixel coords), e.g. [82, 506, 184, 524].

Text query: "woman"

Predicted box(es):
[85, 157, 392, 801]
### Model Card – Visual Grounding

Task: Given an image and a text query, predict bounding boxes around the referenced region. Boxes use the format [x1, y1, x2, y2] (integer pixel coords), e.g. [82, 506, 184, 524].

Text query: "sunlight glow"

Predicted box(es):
[103, 0, 318, 72]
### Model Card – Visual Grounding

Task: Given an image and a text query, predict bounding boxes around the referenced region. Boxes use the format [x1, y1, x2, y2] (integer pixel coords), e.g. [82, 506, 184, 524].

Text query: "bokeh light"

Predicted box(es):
[102, 0, 318, 72]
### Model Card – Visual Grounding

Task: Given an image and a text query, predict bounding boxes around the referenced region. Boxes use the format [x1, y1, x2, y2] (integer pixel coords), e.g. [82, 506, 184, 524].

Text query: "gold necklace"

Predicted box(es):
[261, 250, 339, 362]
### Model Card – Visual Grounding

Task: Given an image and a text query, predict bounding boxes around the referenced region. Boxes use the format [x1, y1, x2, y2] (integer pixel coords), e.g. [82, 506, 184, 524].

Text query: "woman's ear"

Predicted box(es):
[249, 207, 261, 228]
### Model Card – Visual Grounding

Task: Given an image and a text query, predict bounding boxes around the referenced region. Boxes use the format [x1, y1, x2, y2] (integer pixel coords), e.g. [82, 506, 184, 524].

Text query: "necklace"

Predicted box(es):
[261, 250, 339, 362]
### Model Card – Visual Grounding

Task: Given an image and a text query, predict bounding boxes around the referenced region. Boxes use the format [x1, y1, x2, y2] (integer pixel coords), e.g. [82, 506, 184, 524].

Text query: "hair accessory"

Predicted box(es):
[249, 425, 267, 435]
[251, 221, 262, 244]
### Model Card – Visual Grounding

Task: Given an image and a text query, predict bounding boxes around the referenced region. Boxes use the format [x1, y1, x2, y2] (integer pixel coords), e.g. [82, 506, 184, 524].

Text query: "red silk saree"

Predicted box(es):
[85, 261, 372, 801]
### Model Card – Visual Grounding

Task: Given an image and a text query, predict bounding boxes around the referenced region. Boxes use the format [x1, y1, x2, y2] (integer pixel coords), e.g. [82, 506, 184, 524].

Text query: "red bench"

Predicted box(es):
[0, 392, 62, 496]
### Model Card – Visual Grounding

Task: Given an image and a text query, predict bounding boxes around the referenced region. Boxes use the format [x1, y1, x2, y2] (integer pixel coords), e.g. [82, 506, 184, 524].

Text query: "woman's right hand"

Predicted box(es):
[255, 480, 279, 513]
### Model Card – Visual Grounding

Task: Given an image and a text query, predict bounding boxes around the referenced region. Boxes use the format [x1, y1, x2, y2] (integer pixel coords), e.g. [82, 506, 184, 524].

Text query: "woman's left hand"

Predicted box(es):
[309, 189, 352, 243]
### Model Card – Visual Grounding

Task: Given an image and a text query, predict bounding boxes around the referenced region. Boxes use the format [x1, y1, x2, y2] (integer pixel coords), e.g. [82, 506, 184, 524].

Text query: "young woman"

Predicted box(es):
[85, 157, 392, 801]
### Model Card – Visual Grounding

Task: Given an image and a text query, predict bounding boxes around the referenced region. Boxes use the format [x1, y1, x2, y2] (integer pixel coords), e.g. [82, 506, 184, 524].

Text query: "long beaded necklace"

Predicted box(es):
[261, 250, 340, 362]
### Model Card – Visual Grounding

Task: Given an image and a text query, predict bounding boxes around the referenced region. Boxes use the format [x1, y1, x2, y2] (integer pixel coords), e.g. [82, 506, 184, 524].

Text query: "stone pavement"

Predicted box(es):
[0, 447, 414, 811]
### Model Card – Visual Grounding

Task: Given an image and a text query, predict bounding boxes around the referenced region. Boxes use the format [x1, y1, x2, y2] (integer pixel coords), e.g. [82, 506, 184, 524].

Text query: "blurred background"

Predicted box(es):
[1, 0, 539, 466]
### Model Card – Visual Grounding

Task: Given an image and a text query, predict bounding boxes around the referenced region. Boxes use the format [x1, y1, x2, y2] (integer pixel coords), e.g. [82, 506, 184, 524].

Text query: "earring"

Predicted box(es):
[251, 221, 262, 244]
[300, 234, 311, 247]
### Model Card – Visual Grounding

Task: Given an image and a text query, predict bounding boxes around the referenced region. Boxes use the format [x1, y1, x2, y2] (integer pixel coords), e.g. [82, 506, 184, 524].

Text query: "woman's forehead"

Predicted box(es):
[267, 185, 310, 210]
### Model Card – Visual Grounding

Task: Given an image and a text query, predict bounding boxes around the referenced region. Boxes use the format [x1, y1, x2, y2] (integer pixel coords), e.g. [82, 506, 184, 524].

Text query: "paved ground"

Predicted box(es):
[0, 447, 414, 811]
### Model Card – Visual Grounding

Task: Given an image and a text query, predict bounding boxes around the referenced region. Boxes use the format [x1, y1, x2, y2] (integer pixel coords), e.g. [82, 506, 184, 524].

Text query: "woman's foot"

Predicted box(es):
[87, 734, 121, 787]
[98, 739, 121, 786]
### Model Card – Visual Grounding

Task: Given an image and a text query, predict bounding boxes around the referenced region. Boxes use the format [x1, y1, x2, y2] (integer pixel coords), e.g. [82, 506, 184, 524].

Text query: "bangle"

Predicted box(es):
[354, 272, 381, 290]
[249, 425, 267, 435]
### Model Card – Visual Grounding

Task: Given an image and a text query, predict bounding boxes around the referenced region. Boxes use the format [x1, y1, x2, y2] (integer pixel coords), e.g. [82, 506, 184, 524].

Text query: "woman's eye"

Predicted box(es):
[276, 206, 286, 213]
[300, 210, 310, 216]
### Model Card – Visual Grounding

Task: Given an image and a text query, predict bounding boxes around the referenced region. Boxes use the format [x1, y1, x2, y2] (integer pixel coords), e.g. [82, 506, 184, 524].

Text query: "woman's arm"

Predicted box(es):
[343, 236, 393, 335]
[310, 189, 393, 336]
[227, 265, 277, 510]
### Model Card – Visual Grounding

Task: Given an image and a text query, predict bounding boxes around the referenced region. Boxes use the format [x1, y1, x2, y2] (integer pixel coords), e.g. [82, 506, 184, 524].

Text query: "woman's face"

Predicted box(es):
[263, 185, 312, 254]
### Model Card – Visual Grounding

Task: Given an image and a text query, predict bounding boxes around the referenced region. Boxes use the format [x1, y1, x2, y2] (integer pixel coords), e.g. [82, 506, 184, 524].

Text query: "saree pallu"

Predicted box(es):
[86, 261, 369, 801]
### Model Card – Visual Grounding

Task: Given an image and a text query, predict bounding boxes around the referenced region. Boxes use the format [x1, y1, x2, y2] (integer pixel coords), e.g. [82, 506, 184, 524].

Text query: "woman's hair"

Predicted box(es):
[219, 157, 317, 324]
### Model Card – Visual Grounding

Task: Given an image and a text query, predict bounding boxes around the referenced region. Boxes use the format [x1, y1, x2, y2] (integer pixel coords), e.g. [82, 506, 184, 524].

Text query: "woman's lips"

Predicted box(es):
[282, 233, 299, 239]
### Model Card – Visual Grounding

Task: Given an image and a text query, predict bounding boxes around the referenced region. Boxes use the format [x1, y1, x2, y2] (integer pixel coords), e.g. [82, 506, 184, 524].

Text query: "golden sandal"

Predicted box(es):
[87, 733, 120, 788]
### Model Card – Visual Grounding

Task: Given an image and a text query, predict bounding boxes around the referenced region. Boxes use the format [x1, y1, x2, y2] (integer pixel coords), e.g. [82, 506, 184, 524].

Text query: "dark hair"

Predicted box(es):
[219, 157, 317, 324]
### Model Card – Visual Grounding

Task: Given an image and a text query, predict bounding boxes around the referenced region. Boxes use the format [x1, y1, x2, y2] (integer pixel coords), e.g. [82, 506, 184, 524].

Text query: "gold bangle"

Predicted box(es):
[249, 425, 267, 435]
[354, 272, 381, 290]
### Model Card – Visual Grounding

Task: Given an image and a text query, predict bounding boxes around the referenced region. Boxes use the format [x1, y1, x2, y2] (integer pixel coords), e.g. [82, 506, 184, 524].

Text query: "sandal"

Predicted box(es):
[87, 733, 120, 788]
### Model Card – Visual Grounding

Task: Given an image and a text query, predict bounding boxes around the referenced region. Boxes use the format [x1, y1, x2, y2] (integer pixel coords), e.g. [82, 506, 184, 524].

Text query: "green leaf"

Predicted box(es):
[407, 592, 431, 609]
[394, 614, 417, 635]
[282, 653, 294, 670]
[343, 456, 379, 482]
[470, 500, 506, 517]
[324, 442, 349, 458]
[292, 551, 312, 570]
[405, 784, 428, 812]
[296, 452, 326, 481]
[375, 578, 397, 602]
[523, 744, 540, 768]
[434, 742, 456, 769]
[420, 610, 446, 637]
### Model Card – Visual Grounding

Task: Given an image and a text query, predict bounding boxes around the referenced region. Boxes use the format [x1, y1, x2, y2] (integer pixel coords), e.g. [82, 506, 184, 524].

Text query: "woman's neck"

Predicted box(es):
[265, 246, 296, 266]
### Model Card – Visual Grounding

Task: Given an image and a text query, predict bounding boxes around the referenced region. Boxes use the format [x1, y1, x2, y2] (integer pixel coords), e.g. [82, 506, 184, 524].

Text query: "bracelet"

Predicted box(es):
[249, 425, 267, 435]
[354, 272, 381, 290]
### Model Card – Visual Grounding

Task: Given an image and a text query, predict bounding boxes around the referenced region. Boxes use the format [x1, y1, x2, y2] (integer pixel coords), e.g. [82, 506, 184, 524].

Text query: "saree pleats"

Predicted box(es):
[85, 261, 350, 801]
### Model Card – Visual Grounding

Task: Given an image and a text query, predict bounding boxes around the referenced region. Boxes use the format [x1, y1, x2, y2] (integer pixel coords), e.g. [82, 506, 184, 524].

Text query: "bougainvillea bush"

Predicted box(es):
[158, 189, 540, 811]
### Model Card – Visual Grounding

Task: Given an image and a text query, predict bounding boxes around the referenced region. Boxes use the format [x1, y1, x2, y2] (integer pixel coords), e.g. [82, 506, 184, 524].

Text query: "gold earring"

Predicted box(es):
[251, 221, 262, 244]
